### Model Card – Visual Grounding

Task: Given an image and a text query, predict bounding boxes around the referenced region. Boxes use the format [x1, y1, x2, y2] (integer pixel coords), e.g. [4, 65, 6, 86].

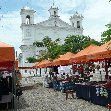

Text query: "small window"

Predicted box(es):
[77, 21, 80, 28]
[25, 70, 27, 73]
[72, 22, 74, 27]
[54, 11, 56, 16]
[26, 15, 30, 24]
[26, 29, 31, 37]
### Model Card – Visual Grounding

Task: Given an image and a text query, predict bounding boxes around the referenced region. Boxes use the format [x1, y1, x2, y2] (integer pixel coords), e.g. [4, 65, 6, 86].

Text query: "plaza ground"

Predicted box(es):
[17, 82, 108, 111]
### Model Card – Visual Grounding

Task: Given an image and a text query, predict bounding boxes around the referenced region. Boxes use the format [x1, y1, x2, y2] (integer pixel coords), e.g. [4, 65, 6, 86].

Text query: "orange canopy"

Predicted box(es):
[33, 60, 51, 68]
[40, 60, 52, 68]
[87, 40, 111, 61]
[32, 62, 38, 68]
[32, 61, 42, 68]
[37, 60, 47, 68]
[0, 41, 15, 68]
[52, 52, 75, 66]
[70, 44, 99, 64]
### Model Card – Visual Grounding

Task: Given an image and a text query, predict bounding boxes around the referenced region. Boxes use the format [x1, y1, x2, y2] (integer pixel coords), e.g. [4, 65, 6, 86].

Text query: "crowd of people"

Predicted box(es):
[42, 63, 111, 89]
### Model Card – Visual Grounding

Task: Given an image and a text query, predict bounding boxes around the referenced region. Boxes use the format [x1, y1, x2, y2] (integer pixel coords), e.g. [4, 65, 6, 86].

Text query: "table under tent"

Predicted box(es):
[0, 41, 17, 111]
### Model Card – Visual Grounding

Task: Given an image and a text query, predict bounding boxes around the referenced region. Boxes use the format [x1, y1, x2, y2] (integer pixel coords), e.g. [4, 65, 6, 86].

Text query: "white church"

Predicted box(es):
[18, 4, 84, 76]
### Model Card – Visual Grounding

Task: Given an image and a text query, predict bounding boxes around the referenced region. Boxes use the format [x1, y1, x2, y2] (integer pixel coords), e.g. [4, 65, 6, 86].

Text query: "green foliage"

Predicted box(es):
[43, 37, 62, 59]
[47, 44, 63, 59]
[83, 38, 101, 48]
[37, 53, 49, 61]
[42, 36, 52, 47]
[63, 35, 101, 54]
[33, 41, 44, 47]
[33, 35, 101, 61]
[26, 57, 37, 63]
[34, 37, 62, 60]
[101, 24, 111, 43]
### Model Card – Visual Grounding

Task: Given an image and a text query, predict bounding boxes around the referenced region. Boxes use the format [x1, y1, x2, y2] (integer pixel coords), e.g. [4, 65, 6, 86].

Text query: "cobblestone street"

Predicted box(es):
[17, 84, 108, 111]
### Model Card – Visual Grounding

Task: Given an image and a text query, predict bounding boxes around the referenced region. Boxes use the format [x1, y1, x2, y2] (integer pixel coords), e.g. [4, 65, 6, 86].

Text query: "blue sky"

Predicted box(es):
[0, 0, 111, 54]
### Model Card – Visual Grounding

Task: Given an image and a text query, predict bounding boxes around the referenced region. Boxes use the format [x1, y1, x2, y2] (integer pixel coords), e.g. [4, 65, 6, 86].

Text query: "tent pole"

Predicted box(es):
[12, 67, 14, 110]
[36, 68, 38, 76]
[46, 68, 47, 73]
[40, 68, 41, 77]
[72, 64, 74, 74]
[13, 63, 17, 111]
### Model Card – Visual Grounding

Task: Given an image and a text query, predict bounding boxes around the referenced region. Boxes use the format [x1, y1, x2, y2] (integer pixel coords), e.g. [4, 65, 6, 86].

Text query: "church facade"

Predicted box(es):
[18, 5, 83, 76]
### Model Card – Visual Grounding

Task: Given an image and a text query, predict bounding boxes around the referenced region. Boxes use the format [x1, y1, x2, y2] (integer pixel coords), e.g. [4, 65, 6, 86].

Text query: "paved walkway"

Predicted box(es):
[17, 84, 108, 111]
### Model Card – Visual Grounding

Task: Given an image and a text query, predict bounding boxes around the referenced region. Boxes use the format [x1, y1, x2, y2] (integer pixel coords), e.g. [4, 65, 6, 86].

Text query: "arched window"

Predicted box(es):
[26, 15, 30, 24]
[72, 22, 74, 27]
[54, 11, 56, 16]
[77, 21, 80, 28]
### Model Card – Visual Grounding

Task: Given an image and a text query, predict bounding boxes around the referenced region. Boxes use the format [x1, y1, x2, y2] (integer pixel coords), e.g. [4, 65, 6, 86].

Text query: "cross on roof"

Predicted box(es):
[53, 0, 55, 6]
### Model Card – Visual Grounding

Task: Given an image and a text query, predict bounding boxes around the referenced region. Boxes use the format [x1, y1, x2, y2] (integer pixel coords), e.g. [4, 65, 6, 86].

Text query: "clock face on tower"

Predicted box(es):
[26, 29, 31, 37]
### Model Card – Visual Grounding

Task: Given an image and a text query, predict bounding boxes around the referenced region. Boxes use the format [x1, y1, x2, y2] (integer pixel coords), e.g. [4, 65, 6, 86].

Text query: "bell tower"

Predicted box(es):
[20, 6, 35, 25]
[20, 6, 36, 45]
[70, 11, 83, 29]
[48, 1, 59, 19]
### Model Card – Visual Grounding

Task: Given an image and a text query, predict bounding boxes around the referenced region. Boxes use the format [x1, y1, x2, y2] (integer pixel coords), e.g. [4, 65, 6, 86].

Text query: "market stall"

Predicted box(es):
[87, 41, 111, 79]
[0, 41, 17, 111]
[75, 83, 111, 106]
[70, 41, 111, 106]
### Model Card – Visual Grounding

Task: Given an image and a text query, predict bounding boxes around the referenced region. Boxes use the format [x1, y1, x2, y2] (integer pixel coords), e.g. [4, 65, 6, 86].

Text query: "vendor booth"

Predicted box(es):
[87, 40, 111, 80]
[0, 41, 17, 111]
[69, 42, 111, 106]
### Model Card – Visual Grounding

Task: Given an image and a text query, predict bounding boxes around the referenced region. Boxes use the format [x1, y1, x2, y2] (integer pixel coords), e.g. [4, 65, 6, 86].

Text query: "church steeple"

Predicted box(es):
[20, 6, 35, 25]
[48, 2, 59, 18]
[70, 11, 83, 29]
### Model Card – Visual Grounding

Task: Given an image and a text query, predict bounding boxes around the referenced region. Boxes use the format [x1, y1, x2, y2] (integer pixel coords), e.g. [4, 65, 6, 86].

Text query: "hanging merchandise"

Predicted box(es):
[0, 71, 13, 95]
[108, 60, 111, 67]
[96, 64, 100, 70]
[102, 61, 105, 68]
[96, 87, 108, 98]
[72, 65, 77, 74]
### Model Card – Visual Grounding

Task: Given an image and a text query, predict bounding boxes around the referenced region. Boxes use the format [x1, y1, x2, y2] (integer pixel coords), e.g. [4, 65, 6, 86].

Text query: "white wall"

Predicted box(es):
[35, 26, 83, 42]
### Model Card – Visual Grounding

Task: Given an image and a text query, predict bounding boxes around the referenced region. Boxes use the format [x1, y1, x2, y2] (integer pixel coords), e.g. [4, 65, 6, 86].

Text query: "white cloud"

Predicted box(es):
[84, 0, 111, 21]
[0, 11, 22, 52]
[83, 0, 111, 41]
